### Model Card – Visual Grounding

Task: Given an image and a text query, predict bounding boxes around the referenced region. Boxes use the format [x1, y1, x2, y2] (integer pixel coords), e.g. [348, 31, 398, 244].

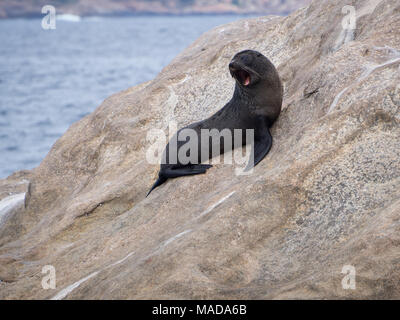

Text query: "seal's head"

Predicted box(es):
[229, 49, 283, 120]
[229, 50, 277, 88]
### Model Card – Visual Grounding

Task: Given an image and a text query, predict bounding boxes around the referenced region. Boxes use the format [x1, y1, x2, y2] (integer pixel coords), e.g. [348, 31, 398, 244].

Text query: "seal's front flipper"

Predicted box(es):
[244, 128, 272, 171]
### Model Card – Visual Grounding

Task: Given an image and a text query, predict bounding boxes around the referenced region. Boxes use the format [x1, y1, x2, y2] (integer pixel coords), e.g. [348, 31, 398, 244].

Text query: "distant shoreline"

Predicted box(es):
[0, 11, 288, 20]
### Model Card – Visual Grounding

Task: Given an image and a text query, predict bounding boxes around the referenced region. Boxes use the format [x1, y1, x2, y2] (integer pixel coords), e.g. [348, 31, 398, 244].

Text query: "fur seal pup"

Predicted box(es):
[147, 50, 283, 196]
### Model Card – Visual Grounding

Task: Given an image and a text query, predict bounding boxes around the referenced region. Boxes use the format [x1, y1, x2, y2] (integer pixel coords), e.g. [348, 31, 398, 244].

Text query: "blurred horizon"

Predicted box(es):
[0, 0, 311, 19]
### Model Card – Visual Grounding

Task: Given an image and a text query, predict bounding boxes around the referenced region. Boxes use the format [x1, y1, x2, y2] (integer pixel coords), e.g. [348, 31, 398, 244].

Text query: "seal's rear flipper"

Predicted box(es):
[146, 176, 167, 197]
[244, 128, 272, 171]
[146, 164, 212, 197]
[164, 164, 212, 178]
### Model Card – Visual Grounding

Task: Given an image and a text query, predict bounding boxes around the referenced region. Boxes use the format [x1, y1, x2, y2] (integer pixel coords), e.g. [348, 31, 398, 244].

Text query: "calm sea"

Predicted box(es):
[0, 15, 257, 178]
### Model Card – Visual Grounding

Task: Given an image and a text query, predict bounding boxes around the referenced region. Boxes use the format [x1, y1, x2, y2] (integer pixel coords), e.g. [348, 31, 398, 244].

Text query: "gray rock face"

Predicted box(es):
[1, 0, 400, 299]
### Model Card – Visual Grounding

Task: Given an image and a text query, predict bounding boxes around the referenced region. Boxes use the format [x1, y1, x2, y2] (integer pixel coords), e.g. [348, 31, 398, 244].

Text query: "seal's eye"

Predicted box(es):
[240, 55, 251, 65]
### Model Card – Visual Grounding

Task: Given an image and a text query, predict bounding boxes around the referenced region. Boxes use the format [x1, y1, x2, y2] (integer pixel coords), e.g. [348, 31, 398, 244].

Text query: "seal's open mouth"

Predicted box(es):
[229, 63, 251, 86]
[234, 69, 251, 86]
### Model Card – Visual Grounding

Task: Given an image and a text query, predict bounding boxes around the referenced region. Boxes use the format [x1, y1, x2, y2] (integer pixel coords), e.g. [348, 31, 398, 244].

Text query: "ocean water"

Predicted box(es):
[0, 15, 256, 178]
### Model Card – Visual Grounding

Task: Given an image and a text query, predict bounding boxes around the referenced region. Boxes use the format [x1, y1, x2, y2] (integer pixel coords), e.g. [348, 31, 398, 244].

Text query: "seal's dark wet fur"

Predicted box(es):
[147, 50, 283, 196]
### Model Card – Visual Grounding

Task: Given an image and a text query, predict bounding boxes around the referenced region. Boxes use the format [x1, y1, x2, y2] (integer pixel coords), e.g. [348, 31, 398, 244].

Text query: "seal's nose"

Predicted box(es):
[229, 61, 238, 76]
[229, 64, 235, 77]
[229, 62, 237, 77]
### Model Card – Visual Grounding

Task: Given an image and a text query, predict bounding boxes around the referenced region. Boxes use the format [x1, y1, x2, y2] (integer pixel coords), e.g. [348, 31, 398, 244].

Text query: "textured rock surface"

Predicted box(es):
[1, 0, 400, 299]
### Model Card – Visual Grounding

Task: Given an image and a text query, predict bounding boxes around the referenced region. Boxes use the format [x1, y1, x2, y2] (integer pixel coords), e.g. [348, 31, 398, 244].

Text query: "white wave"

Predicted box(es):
[57, 14, 82, 22]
